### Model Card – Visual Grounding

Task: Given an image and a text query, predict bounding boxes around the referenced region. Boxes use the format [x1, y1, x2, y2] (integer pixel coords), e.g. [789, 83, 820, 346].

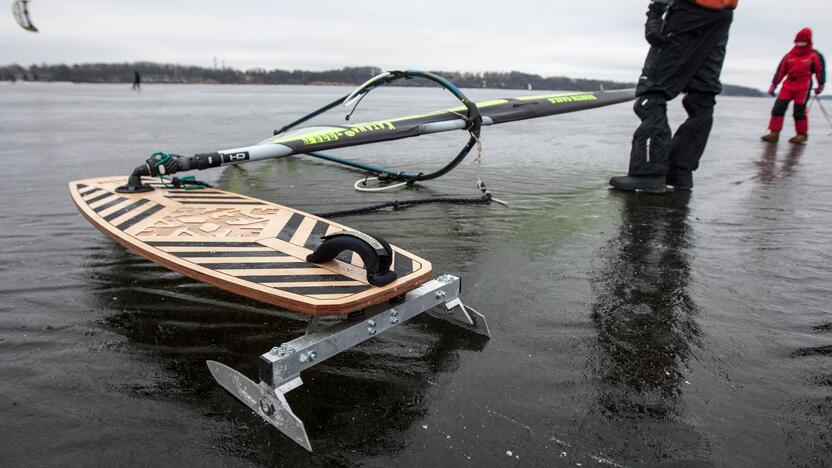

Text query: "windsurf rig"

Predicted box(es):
[117, 70, 635, 208]
[12, 0, 37, 32]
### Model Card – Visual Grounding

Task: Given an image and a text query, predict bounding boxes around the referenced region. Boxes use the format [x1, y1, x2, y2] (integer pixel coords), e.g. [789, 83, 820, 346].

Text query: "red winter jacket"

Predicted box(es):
[772, 28, 826, 90]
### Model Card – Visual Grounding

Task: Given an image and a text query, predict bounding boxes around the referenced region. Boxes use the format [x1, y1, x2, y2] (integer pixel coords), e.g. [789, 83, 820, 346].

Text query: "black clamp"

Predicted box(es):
[116, 151, 222, 193]
[306, 231, 397, 287]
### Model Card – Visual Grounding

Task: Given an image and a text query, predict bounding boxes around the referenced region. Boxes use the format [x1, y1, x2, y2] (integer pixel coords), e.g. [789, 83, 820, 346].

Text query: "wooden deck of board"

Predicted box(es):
[69, 176, 432, 316]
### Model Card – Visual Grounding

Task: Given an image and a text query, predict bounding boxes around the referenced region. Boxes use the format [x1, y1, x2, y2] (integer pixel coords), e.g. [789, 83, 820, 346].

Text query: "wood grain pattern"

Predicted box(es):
[69, 177, 432, 316]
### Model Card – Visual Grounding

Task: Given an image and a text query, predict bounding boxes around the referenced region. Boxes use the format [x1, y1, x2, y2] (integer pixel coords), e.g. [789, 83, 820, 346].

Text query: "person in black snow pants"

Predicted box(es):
[609, 0, 736, 193]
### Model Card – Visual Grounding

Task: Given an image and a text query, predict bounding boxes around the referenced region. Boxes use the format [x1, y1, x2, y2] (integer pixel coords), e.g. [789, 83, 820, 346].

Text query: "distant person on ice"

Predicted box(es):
[609, 0, 737, 193]
[132, 71, 141, 91]
[761, 28, 826, 145]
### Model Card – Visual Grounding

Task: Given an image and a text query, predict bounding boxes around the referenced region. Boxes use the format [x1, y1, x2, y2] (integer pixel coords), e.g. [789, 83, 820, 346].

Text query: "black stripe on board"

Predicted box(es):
[85, 191, 112, 204]
[165, 195, 247, 200]
[172, 250, 288, 258]
[280, 285, 372, 295]
[103, 199, 150, 222]
[304, 221, 330, 249]
[393, 252, 414, 276]
[176, 201, 266, 205]
[276, 213, 305, 242]
[157, 190, 220, 194]
[238, 274, 354, 283]
[115, 204, 164, 231]
[147, 241, 264, 247]
[92, 197, 127, 213]
[78, 185, 99, 195]
[211, 262, 317, 269]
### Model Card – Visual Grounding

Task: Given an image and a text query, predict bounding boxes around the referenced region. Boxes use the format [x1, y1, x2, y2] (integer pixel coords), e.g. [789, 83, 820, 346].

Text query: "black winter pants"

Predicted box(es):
[629, 2, 733, 176]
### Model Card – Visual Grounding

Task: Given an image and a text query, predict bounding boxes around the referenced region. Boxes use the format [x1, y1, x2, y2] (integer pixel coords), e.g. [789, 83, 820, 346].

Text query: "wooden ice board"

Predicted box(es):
[69, 176, 432, 316]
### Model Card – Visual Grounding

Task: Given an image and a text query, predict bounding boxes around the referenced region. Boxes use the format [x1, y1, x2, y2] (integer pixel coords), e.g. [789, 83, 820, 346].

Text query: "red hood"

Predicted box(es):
[794, 28, 813, 46]
[792, 28, 813, 56]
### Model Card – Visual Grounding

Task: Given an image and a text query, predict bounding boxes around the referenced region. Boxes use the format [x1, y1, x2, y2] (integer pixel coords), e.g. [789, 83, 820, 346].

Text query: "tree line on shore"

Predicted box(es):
[0, 62, 764, 97]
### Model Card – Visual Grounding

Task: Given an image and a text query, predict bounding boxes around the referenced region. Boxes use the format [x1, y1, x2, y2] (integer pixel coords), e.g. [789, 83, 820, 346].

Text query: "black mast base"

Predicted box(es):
[116, 166, 154, 193]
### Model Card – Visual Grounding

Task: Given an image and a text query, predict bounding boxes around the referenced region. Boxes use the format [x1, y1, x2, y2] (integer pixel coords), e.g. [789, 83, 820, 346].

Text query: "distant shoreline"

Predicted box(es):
[0, 62, 766, 97]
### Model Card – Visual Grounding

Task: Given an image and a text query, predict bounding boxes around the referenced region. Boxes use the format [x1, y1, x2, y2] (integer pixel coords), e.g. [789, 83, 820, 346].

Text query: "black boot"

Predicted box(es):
[666, 167, 693, 190]
[609, 175, 667, 193]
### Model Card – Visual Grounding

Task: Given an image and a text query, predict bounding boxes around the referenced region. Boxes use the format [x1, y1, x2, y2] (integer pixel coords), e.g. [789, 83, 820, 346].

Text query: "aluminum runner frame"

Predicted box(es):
[207, 274, 488, 451]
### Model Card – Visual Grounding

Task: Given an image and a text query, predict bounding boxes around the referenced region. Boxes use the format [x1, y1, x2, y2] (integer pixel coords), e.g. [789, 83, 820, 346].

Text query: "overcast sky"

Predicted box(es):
[2, 0, 830, 89]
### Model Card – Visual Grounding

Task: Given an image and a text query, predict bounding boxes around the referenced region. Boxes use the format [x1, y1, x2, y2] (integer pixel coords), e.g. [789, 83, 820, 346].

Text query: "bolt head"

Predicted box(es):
[435, 291, 446, 299]
[391, 310, 399, 317]
[259, 399, 275, 416]
[271, 346, 281, 355]
[391, 317, 399, 324]
[368, 327, 376, 335]
[368, 320, 377, 327]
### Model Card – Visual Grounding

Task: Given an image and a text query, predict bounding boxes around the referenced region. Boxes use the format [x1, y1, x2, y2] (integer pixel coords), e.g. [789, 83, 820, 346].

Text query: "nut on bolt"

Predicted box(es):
[299, 350, 317, 363]
[271, 344, 295, 357]
[435, 290, 447, 299]
[259, 398, 275, 416]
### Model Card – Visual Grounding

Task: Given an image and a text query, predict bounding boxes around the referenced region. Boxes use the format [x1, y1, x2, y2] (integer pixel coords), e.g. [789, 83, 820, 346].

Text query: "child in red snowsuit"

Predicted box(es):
[762, 28, 826, 144]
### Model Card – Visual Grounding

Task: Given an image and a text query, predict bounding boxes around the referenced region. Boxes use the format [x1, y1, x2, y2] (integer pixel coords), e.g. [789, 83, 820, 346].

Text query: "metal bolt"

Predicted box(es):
[435, 291, 447, 299]
[391, 310, 399, 317]
[299, 350, 317, 363]
[259, 398, 275, 416]
[272, 344, 296, 357]
[438, 275, 453, 283]
[391, 317, 399, 324]
[368, 320, 376, 327]
[368, 327, 377, 335]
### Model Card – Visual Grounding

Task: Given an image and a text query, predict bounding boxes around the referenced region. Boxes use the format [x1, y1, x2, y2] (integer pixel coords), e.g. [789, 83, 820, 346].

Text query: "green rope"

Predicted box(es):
[177, 175, 207, 190]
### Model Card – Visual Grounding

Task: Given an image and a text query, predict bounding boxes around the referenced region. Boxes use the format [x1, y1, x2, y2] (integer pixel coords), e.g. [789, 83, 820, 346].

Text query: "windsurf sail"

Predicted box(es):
[12, 0, 38, 32]
[265, 89, 632, 155]
[116, 70, 635, 193]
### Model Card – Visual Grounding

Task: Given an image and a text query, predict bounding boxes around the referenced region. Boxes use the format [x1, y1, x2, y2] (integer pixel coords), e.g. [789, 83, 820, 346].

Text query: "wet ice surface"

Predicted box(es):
[1, 83, 830, 467]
